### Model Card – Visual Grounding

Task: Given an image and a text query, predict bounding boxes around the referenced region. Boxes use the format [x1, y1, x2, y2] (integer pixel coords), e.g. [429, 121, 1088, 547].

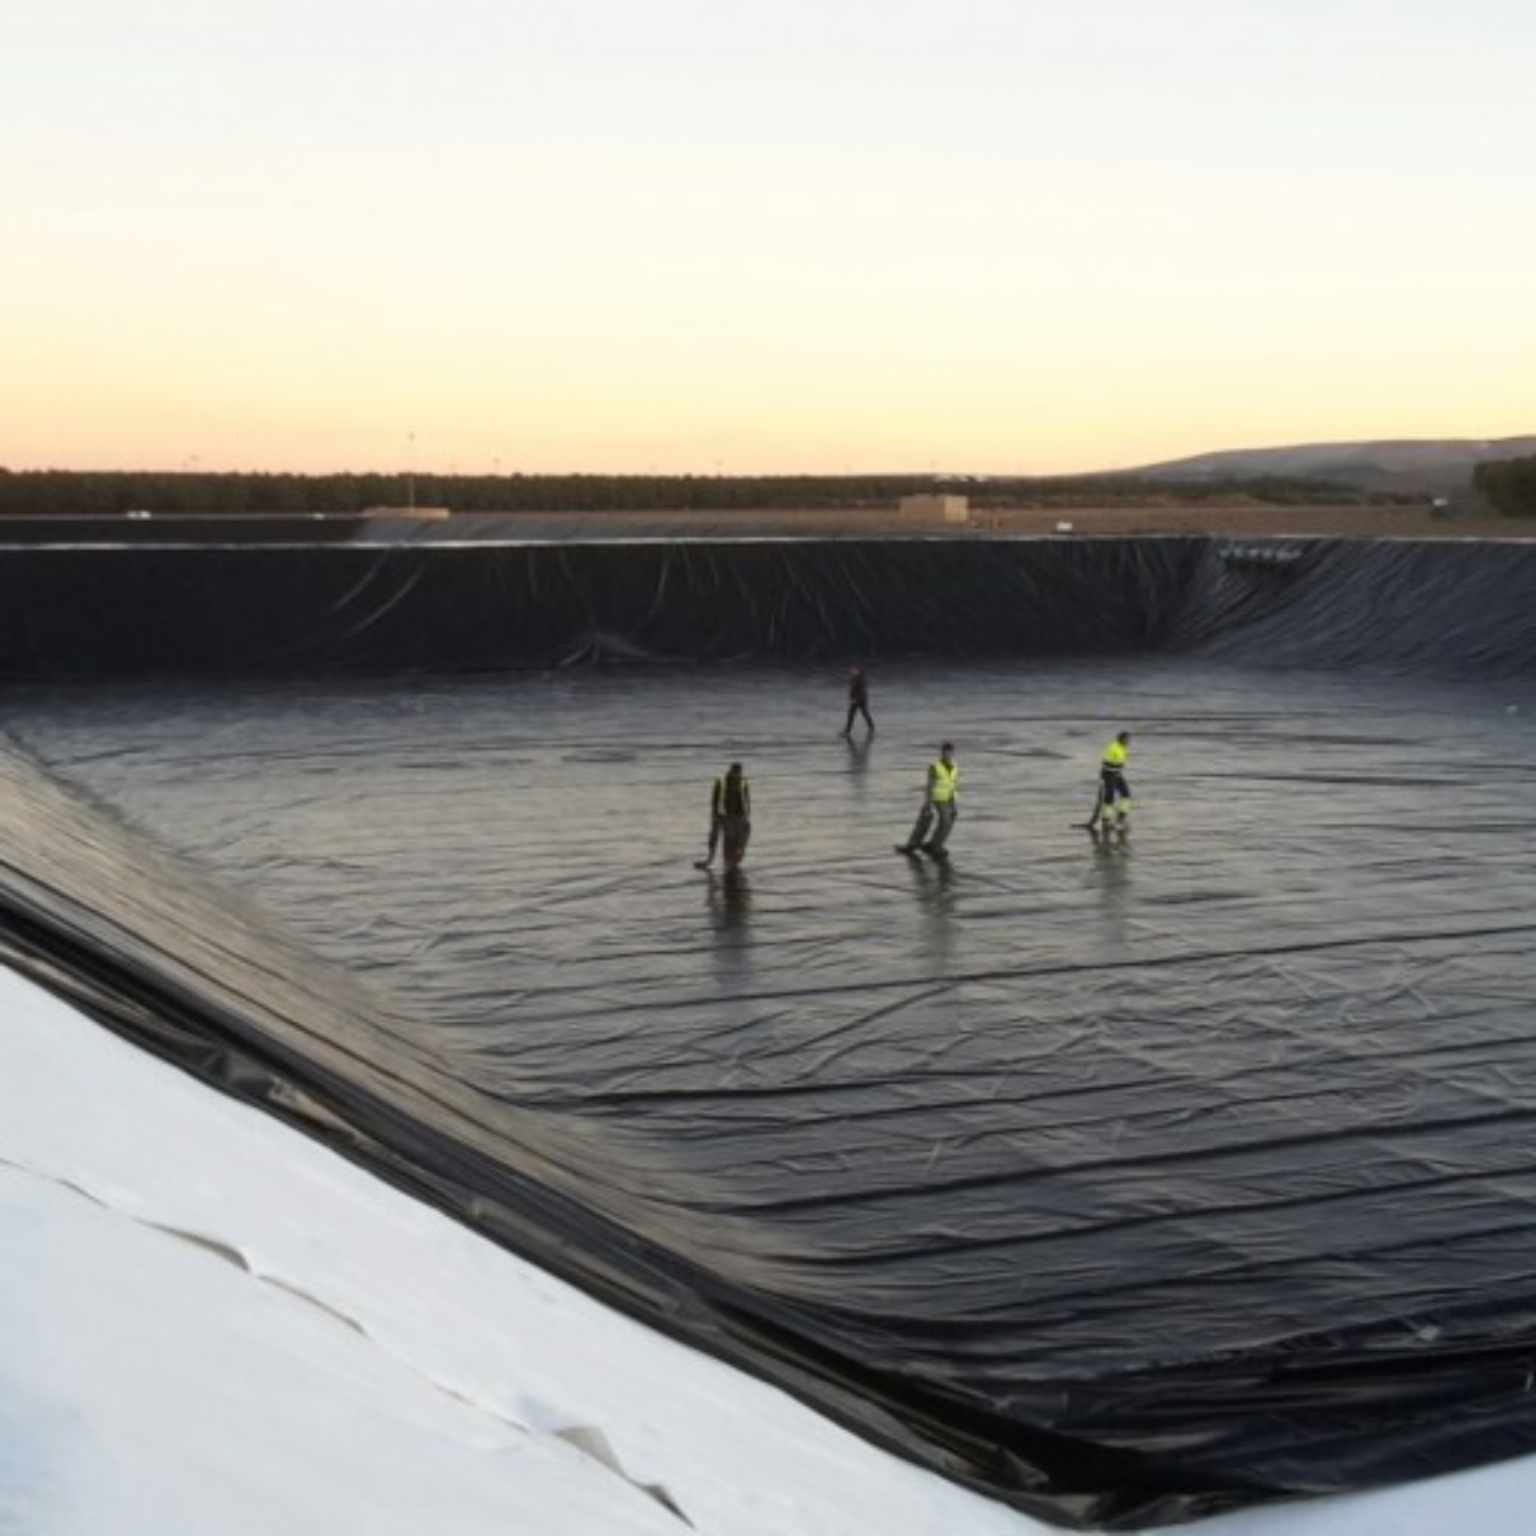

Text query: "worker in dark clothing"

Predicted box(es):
[696, 762, 752, 871]
[843, 666, 875, 737]
[897, 742, 959, 857]
[1090, 730, 1132, 833]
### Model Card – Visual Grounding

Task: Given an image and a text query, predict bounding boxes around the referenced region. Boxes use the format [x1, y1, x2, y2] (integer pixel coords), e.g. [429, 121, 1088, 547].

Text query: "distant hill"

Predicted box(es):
[1127, 435, 1536, 497]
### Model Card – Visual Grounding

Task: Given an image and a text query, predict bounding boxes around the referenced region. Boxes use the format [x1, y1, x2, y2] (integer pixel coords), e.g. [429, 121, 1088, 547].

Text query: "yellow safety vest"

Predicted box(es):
[1102, 739, 1128, 771]
[930, 760, 958, 803]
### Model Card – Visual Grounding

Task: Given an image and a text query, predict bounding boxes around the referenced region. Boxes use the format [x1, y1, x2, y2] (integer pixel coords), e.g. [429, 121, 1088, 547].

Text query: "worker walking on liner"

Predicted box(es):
[842, 665, 875, 737]
[897, 742, 959, 859]
[1089, 730, 1133, 834]
[696, 762, 752, 871]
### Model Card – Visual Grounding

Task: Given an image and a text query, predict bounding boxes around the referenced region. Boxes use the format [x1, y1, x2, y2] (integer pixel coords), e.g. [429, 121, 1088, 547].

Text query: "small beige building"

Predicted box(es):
[897, 493, 970, 524]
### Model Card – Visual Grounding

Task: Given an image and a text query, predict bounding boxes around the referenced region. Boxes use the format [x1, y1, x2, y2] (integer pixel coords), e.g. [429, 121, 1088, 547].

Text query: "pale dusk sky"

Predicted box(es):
[3, 1, 1532, 477]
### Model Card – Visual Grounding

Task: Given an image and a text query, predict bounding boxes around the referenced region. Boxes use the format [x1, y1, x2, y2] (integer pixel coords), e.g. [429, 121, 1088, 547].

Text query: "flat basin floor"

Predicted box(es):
[7, 656, 1536, 1515]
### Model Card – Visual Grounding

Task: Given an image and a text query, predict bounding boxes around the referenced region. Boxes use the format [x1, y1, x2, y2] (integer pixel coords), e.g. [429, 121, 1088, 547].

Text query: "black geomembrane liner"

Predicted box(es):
[2, 530, 1535, 1528]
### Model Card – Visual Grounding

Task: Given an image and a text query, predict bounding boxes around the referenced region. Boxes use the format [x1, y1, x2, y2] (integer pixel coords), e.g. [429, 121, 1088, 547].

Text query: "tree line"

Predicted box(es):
[1473, 457, 1536, 518]
[0, 468, 1380, 518]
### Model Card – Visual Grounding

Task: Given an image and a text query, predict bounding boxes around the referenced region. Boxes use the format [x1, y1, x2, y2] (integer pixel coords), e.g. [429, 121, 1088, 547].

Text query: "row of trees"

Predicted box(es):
[0, 468, 1371, 518]
[1473, 457, 1536, 518]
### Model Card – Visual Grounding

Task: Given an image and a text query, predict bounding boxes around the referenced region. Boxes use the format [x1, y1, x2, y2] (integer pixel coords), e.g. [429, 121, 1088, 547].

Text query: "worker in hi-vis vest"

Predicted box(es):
[1090, 730, 1132, 833]
[696, 762, 752, 871]
[898, 742, 959, 858]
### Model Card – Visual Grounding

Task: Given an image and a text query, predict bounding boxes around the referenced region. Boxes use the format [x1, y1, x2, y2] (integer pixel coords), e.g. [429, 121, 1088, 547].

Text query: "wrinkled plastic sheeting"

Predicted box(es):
[3, 534, 1536, 1529]
[4, 633, 1536, 1529]
[3, 531, 1536, 678]
[0, 535, 1197, 674]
